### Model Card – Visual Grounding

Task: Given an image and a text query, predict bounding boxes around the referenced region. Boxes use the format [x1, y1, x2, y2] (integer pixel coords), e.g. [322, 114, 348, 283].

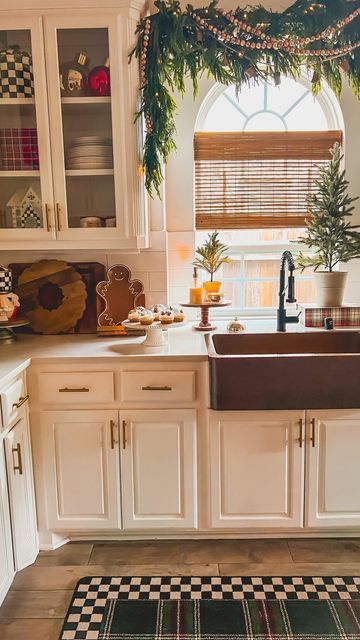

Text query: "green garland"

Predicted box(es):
[130, 0, 360, 196]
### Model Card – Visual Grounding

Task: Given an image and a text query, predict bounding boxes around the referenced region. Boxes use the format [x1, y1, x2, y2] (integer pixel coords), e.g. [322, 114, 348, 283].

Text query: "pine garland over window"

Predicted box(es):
[130, 0, 360, 196]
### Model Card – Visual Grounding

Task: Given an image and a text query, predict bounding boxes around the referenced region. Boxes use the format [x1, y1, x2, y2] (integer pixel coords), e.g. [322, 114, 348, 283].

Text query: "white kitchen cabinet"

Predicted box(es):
[209, 410, 305, 529]
[121, 409, 197, 529]
[4, 415, 38, 570]
[0, 4, 147, 250]
[0, 16, 55, 242]
[306, 410, 360, 528]
[40, 410, 121, 530]
[0, 442, 15, 606]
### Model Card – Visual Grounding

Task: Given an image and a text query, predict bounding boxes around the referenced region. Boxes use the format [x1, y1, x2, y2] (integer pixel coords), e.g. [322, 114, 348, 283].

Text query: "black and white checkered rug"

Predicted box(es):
[59, 576, 360, 640]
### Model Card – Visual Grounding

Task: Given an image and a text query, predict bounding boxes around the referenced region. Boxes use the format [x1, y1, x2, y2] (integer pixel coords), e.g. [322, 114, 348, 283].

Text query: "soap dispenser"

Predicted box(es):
[189, 267, 203, 304]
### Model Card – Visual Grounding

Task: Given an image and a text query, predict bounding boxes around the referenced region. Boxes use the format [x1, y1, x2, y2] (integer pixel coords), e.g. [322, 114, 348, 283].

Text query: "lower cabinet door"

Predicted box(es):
[121, 409, 197, 529]
[306, 410, 360, 528]
[4, 416, 38, 571]
[0, 443, 15, 605]
[40, 410, 121, 530]
[209, 410, 305, 529]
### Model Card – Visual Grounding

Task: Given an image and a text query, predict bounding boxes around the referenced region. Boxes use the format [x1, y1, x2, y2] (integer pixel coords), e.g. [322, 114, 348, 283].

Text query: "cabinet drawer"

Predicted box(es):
[38, 372, 114, 404]
[121, 371, 196, 403]
[1, 377, 28, 430]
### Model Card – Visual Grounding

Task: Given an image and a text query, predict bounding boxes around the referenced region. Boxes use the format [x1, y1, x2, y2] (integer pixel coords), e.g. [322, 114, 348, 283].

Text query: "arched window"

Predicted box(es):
[198, 75, 341, 132]
[194, 75, 344, 312]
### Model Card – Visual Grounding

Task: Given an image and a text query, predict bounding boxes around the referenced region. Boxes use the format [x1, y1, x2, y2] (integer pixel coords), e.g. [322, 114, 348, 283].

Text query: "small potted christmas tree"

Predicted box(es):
[193, 231, 231, 296]
[297, 142, 360, 307]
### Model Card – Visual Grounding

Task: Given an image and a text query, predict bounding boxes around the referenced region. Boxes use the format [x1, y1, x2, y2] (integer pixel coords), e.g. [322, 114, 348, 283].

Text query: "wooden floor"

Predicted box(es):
[1, 538, 360, 639]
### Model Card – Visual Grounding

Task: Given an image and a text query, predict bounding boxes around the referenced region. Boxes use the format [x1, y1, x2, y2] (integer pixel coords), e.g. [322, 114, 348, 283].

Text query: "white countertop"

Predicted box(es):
[0, 318, 358, 389]
[0, 323, 209, 388]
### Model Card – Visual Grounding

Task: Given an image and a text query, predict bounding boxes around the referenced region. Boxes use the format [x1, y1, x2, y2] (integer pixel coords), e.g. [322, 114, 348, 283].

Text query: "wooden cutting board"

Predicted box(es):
[14, 260, 87, 334]
[10, 261, 105, 334]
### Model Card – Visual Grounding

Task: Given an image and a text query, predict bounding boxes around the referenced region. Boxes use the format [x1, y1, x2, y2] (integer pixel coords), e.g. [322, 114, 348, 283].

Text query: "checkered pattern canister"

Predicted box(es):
[0, 46, 34, 98]
[0, 267, 12, 293]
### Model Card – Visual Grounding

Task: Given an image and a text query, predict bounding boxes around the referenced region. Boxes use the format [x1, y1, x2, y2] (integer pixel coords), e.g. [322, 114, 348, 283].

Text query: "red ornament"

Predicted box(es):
[88, 58, 111, 97]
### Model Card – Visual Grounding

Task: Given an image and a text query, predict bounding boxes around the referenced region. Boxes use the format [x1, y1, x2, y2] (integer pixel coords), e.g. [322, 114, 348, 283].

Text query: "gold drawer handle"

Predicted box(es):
[12, 443, 23, 475]
[12, 394, 29, 409]
[59, 387, 90, 393]
[141, 386, 172, 391]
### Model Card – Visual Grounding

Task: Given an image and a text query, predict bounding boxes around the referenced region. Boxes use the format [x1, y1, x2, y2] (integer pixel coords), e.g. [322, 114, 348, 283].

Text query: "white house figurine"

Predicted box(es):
[7, 186, 42, 228]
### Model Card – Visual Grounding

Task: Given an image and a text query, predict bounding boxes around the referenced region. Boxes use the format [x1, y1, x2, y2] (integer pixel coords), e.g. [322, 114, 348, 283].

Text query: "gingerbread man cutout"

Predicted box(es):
[96, 264, 145, 326]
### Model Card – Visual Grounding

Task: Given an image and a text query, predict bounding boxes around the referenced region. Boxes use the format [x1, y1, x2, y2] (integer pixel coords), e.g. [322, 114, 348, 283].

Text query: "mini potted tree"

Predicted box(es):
[297, 142, 360, 307]
[193, 231, 231, 296]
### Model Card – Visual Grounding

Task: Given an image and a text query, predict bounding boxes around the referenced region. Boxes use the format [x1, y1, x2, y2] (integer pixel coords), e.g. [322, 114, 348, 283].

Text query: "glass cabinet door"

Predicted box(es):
[44, 16, 127, 240]
[0, 17, 54, 240]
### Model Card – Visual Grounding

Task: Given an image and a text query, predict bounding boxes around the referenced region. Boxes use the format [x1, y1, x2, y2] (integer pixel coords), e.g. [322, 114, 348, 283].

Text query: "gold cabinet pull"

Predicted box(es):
[110, 419, 118, 450]
[12, 443, 23, 475]
[298, 418, 303, 448]
[58, 387, 90, 393]
[56, 203, 62, 231]
[310, 418, 316, 448]
[12, 394, 29, 409]
[122, 420, 127, 450]
[141, 386, 172, 391]
[44, 203, 52, 232]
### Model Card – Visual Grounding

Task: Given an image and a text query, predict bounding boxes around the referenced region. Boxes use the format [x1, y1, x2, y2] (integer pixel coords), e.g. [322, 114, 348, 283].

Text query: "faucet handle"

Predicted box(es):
[286, 274, 296, 303]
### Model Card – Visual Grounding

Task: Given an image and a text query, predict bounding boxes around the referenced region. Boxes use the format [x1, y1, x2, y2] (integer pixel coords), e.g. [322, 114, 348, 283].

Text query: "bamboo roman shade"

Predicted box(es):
[194, 130, 343, 229]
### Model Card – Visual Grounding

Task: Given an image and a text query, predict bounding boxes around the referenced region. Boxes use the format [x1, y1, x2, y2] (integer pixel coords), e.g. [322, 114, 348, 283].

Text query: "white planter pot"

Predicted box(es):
[313, 271, 347, 307]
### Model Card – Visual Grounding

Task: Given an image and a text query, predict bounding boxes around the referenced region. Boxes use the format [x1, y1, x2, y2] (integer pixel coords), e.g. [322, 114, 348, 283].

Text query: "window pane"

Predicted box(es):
[223, 281, 242, 308]
[245, 112, 286, 131]
[284, 93, 328, 130]
[266, 80, 309, 115]
[202, 94, 246, 131]
[245, 280, 278, 308]
[245, 256, 279, 279]
[296, 278, 317, 303]
[226, 83, 264, 114]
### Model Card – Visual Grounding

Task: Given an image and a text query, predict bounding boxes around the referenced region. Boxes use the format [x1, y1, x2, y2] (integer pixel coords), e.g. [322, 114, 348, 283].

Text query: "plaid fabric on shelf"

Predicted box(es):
[297, 303, 360, 328]
[99, 598, 360, 640]
[59, 576, 360, 640]
[0, 128, 39, 170]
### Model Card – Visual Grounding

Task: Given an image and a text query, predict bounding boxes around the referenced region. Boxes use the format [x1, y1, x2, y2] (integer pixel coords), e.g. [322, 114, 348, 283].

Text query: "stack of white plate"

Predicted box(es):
[66, 136, 113, 170]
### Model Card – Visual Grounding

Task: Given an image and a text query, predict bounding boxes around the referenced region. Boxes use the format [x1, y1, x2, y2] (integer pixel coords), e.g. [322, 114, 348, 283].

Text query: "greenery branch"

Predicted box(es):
[130, 0, 360, 196]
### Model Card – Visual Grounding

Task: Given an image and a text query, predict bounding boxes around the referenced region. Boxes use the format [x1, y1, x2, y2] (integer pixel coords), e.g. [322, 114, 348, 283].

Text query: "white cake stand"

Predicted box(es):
[122, 320, 186, 346]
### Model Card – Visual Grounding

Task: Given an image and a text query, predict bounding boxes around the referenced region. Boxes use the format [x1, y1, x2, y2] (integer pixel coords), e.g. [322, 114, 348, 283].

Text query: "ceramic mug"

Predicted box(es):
[80, 216, 103, 228]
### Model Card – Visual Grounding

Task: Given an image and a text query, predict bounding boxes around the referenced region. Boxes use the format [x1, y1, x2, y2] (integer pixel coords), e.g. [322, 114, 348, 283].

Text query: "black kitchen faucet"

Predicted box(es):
[277, 250, 300, 332]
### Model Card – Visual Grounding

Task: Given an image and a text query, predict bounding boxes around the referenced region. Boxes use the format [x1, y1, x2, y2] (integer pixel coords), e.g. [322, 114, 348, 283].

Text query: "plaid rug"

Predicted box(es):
[59, 576, 360, 640]
[99, 599, 360, 639]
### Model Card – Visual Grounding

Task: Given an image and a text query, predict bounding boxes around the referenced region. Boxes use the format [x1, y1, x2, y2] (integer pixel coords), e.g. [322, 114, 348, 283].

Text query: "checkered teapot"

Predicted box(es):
[0, 45, 34, 98]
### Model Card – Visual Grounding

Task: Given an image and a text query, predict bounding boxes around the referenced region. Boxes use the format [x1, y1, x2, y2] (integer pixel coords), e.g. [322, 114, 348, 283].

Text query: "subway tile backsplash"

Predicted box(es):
[2, 242, 360, 311]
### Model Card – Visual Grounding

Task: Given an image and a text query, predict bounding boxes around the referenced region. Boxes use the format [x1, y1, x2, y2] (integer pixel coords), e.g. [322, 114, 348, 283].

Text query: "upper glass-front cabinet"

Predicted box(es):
[0, 10, 147, 249]
[0, 17, 54, 240]
[45, 15, 129, 241]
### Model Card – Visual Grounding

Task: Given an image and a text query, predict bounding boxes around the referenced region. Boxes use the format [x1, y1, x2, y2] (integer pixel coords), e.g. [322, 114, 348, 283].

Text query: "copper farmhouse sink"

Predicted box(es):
[206, 332, 360, 410]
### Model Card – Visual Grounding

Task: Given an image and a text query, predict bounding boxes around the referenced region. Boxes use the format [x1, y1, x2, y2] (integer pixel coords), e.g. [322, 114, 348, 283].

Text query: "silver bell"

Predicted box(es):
[227, 317, 245, 333]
